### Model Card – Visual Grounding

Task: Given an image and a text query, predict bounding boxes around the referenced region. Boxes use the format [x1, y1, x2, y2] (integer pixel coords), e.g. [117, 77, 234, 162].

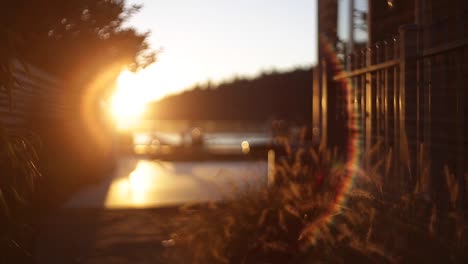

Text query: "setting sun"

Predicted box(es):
[110, 70, 150, 124]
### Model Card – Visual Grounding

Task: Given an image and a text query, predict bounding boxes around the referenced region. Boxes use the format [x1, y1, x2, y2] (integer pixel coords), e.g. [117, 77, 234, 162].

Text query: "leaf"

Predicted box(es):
[428, 205, 438, 236]
[444, 166, 459, 208]
[284, 204, 300, 219]
[399, 130, 412, 177]
[309, 147, 319, 166]
[278, 210, 287, 231]
[299, 215, 326, 242]
[0, 189, 11, 218]
[257, 208, 269, 227]
[18, 59, 31, 76]
[9, 186, 28, 205]
[384, 148, 393, 179]
[289, 183, 302, 199]
[263, 241, 288, 252]
[336, 223, 352, 241]
[367, 141, 382, 160]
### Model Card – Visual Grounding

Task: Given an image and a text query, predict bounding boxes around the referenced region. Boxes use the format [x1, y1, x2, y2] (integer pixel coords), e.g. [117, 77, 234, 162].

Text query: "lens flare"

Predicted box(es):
[302, 35, 363, 244]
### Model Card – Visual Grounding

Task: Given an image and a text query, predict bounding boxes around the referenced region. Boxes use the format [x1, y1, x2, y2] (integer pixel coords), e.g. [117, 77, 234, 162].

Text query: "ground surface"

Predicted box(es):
[35, 157, 267, 263]
[35, 208, 179, 264]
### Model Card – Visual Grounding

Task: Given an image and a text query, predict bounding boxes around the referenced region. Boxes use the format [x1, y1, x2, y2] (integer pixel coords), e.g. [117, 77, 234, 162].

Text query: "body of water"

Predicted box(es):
[130, 120, 273, 154]
[67, 157, 268, 208]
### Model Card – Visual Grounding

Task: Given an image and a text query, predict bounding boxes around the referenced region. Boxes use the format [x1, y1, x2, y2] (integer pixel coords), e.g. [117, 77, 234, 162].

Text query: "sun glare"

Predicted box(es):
[109, 62, 200, 130]
[110, 70, 150, 127]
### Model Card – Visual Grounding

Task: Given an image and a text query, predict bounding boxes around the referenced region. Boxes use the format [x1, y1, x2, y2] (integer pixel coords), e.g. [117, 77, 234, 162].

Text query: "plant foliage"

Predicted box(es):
[163, 137, 467, 263]
[0, 127, 41, 263]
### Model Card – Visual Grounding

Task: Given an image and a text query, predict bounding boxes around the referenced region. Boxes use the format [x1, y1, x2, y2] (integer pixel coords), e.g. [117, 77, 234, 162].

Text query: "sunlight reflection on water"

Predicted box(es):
[102, 159, 267, 208]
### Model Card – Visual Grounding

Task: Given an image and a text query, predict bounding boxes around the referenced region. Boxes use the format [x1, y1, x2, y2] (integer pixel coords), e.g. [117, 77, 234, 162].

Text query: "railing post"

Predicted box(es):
[320, 59, 328, 149]
[267, 149, 276, 187]
[312, 59, 328, 148]
[312, 66, 321, 144]
[399, 24, 420, 191]
[455, 48, 465, 211]
[392, 36, 400, 192]
[365, 46, 372, 167]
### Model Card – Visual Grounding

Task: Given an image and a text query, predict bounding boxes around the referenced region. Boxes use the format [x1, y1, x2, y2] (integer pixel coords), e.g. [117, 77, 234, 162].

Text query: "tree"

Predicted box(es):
[0, 3, 155, 260]
[1, 1, 157, 173]
[1, 0, 155, 87]
[0, 1, 156, 186]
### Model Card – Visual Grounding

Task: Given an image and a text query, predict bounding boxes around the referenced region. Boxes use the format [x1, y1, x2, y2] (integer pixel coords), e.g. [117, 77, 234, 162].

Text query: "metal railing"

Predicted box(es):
[332, 35, 402, 190]
[320, 22, 467, 196]
[418, 27, 467, 202]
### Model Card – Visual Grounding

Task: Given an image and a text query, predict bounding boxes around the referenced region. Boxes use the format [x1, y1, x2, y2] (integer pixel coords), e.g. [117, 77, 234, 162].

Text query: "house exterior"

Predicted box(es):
[314, 0, 467, 201]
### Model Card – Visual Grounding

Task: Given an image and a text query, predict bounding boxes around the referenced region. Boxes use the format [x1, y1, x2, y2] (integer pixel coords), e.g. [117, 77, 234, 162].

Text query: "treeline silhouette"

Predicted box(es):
[146, 67, 313, 122]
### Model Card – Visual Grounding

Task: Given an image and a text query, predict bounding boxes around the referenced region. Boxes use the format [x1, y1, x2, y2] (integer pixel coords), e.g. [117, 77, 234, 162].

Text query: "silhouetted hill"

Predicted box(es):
[146, 67, 313, 122]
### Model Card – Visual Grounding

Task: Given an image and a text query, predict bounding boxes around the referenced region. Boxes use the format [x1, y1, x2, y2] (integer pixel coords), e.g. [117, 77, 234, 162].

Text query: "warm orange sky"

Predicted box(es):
[121, 0, 317, 102]
[110, 0, 367, 123]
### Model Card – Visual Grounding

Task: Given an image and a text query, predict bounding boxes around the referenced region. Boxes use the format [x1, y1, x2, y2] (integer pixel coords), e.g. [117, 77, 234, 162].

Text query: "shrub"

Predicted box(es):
[162, 138, 467, 263]
[0, 127, 41, 263]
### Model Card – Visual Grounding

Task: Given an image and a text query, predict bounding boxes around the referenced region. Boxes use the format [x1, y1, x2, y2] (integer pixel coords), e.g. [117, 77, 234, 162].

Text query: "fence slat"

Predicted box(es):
[0, 62, 67, 131]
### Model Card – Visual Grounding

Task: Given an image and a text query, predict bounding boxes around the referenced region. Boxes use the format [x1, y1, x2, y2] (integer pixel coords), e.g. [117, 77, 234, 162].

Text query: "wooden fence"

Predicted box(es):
[1, 61, 115, 205]
[0, 61, 68, 131]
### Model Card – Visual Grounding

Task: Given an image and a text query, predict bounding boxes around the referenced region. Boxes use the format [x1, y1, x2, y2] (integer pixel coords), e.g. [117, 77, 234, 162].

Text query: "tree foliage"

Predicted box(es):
[1, 0, 155, 84]
[0, 1, 155, 261]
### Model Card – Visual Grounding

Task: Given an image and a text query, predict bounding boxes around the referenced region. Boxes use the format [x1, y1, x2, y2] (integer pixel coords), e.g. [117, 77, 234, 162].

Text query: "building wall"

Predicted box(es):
[369, 0, 415, 44]
[369, 0, 468, 45]
[318, 0, 338, 52]
[422, 0, 468, 47]
[425, 0, 468, 22]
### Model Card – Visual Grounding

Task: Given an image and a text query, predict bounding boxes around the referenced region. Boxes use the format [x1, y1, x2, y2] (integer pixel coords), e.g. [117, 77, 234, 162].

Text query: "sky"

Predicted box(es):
[338, 0, 368, 43]
[121, 0, 317, 102]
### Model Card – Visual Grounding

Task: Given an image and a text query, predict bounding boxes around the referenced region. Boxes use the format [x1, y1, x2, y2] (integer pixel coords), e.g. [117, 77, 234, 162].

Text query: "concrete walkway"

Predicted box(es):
[35, 157, 267, 263]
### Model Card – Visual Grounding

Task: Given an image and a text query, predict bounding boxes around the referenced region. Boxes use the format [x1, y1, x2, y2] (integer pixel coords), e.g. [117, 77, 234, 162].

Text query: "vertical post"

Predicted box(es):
[422, 2, 433, 198]
[414, 0, 423, 25]
[393, 37, 400, 192]
[414, 0, 425, 193]
[311, 0, 323, 144]
[312, 67, 321, 144]
[455, 52, 465, 209]
[365, 47, 372, 165]
[360, 49, 367, 157]
[316, 0, 337, 146]
[367, 0, 373, 45]
[347, 0, 355, 70]
[376, 43, 382, 148]
[423, 58, 432, 195]
[320, 59, 328, 148]
[399, 24, 419, 190]
[415, 30, 424, 193]
[383, 41, 390, 183]
[267, 149, 276, 187]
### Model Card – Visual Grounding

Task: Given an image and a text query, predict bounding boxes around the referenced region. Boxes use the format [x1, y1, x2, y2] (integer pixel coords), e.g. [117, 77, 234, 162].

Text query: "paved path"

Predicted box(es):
[35, 157, 267, 263]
